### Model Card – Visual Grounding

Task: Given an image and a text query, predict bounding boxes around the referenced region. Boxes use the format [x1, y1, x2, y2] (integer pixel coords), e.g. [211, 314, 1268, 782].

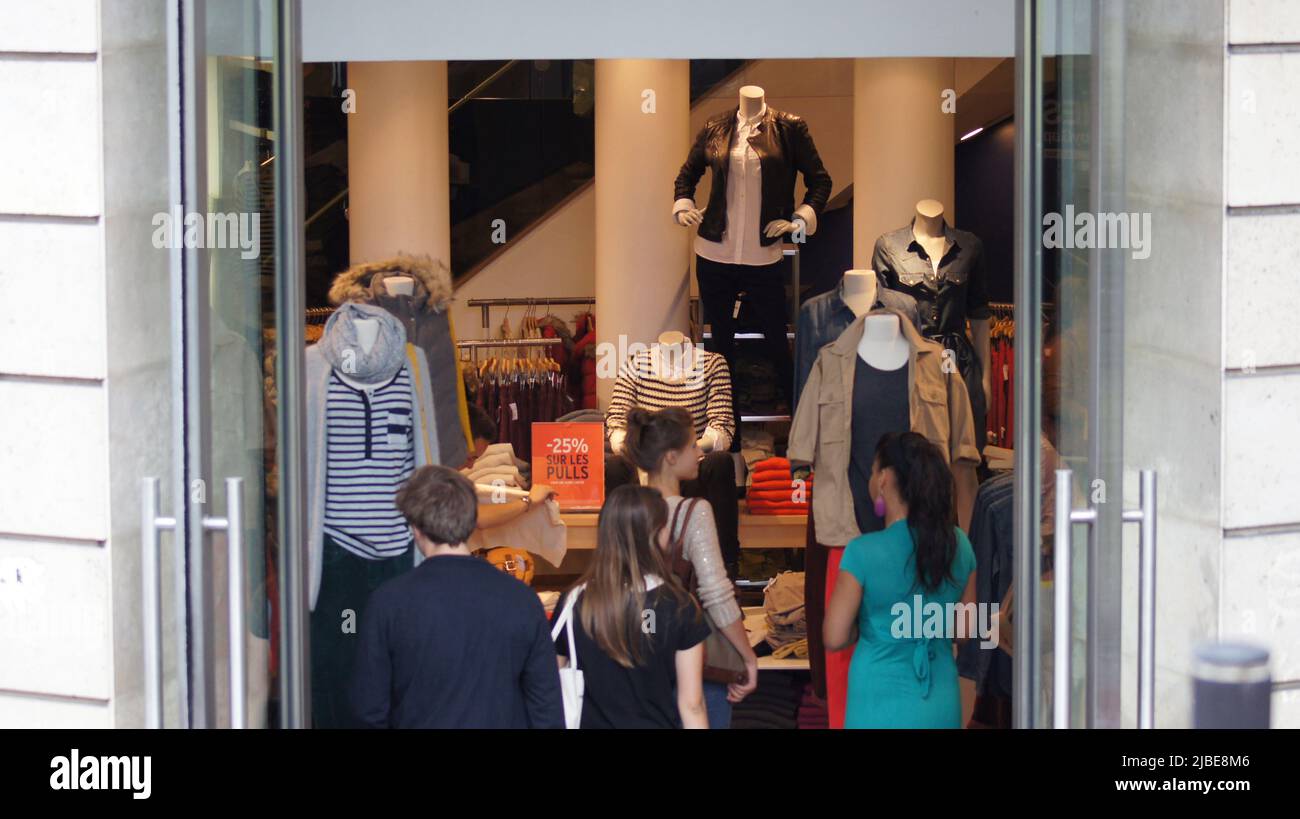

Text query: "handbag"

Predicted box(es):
[549, 586, 585, 729]
[664, 498, 748, 685]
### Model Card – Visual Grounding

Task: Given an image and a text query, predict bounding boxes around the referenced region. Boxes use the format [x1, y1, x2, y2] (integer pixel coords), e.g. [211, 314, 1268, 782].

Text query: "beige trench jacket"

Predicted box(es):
[788, 309, 980, 546]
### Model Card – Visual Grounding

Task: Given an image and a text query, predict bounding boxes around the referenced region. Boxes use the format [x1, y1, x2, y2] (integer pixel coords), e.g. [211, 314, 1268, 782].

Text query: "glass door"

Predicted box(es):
[143, 0, 306, 729]
[1014, 0, 1151, 729]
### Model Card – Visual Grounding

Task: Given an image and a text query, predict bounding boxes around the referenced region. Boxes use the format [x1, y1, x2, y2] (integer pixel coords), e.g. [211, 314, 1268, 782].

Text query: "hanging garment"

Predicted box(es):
[329, 255, 472, 468]
[472, 358, 573, 462]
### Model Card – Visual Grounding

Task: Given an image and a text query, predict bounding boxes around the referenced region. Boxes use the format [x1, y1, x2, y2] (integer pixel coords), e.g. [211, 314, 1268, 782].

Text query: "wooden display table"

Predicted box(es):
[559, 509, 807, 551]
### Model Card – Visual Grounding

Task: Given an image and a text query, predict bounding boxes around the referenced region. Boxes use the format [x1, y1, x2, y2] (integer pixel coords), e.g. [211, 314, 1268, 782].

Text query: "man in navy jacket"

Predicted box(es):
[349, 466, 563, 728]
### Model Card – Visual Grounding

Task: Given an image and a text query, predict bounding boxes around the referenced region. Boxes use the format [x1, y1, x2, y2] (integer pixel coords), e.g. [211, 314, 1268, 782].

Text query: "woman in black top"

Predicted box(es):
[554, 485, 711, 728]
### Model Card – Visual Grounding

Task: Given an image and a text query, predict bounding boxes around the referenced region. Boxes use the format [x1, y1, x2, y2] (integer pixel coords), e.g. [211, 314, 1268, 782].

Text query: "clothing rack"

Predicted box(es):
[455, 337, 562, 365]
[464, 297, 595, 330]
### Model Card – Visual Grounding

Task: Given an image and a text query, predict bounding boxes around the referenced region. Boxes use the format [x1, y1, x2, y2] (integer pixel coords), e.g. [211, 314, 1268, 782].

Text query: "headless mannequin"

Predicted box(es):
[912, 200, 991, 410]
[385, 276, 415, 297]
[337, 317, 382, 390]
[911, 201, 983, 530]
[609, 331, 719, 454]
[674, 86, 807, 240]
[840, 268, 878, 316]
[657, 330, 718, 452]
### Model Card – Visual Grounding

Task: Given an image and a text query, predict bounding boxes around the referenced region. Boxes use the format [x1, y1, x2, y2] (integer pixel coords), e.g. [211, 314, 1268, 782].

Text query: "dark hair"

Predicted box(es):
[623, 406, 694, 473]
[468, 404, 497, 443]
[396, 465, 478, 545]
[576, 485, 693, 668]
[873, 432, 956, 592]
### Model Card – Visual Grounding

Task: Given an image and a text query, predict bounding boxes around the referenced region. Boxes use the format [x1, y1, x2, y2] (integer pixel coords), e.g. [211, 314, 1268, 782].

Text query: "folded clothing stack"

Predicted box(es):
[746, 456, 812, 515]
[740, 429, 776, 472]
[462, 442, 526, 488]
[763, 571, 807, 651]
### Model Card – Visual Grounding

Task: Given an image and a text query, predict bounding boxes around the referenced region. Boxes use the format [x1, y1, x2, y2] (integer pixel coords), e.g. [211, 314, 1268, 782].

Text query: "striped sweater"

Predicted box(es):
[323, 367, 416, 559]
[606, 346, 735, 448]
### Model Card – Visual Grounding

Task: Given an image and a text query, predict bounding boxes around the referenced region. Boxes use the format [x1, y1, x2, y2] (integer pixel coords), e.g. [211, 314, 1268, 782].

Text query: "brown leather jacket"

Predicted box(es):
[788, 309, 980, 546]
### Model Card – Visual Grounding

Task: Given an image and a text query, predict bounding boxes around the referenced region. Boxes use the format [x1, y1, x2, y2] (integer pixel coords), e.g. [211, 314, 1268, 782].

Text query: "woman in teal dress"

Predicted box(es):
[825, 432, 977, 729]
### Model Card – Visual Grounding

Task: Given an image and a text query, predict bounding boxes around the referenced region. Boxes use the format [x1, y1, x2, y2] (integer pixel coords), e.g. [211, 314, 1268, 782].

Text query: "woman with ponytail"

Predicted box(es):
[824, 431, 977, 728]
[553, 485, 711, 728]
[623, 407, 759, 728]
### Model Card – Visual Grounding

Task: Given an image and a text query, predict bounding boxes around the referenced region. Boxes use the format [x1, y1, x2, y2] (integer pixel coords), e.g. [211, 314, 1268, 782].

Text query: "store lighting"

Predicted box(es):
[960, 126, 985, 142]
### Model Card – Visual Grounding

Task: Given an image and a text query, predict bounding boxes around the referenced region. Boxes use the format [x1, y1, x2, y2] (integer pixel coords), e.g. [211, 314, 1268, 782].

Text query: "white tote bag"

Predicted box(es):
[550, 585, 585, 729]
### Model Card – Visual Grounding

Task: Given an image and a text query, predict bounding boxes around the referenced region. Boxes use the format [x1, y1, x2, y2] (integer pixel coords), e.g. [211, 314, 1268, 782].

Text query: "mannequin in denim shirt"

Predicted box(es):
[794, 271, 920, 412]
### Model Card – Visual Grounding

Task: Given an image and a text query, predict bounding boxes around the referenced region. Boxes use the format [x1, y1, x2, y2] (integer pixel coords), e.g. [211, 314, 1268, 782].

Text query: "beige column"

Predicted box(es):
[594, 60, 691, 407]
[347, 61, 450, 266]
[853, 58, 956, 268]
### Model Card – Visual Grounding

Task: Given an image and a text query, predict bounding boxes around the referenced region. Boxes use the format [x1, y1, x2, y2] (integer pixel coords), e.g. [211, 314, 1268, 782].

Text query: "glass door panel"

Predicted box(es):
[173, 0, 293, 729]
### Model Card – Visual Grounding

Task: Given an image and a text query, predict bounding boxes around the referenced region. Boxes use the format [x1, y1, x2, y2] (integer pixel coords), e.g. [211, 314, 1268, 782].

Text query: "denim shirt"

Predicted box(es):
[871, 220, 991, 338]
[793, 280, 920, 412]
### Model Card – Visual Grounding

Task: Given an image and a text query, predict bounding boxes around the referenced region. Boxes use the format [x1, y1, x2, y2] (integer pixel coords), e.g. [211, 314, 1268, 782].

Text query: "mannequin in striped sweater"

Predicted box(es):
[605, 335, 740, 574]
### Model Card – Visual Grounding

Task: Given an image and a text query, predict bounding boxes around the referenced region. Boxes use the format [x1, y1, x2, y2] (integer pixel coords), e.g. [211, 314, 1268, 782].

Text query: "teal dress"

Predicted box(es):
[838, 520, 976, 729]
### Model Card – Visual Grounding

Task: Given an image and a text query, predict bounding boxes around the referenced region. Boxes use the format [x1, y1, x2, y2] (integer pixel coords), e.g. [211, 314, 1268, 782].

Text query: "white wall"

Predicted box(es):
[0, 0, 114, 726]
[1221, 0, 1300, 724]
[450, 185, 597, 342]
[0, 0, 176, 730]
[303, 0, 1015, 62]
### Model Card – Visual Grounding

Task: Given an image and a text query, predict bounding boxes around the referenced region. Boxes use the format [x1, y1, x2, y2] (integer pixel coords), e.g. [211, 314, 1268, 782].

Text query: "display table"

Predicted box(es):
[559, 509, 807, 551]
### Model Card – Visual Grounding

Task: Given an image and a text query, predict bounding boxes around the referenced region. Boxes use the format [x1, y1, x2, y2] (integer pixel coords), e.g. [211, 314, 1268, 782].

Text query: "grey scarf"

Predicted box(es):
[317, 302, 408, 383]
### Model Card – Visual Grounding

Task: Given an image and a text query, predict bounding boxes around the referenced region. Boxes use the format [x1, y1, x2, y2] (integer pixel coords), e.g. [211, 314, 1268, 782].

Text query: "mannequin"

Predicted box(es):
[336, 317, 381, 390]
[304, 301, 440, 728]
[384, 276, 415, 297]
[608, 330, 725, 454]
[874, 200, 992, 432]
[840, 269, 878, 317]
[672, 86, 832, 417]
[604, 332, 741, 572]
[912, 200, 949, 278]
[858, 311, 909, 372]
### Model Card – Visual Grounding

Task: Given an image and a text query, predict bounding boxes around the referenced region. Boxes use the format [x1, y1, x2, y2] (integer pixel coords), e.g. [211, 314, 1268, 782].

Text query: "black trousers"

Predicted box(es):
[695, 255, 795, 424]
[605, 450, 739, 568]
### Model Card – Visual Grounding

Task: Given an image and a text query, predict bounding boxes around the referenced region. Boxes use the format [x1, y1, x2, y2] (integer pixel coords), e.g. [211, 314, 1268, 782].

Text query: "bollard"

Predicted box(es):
[1192, 642, 1271, 729]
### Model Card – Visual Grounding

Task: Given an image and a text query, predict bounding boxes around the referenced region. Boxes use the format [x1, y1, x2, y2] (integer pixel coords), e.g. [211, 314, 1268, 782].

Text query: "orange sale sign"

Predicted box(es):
[531, 422, 605, 511]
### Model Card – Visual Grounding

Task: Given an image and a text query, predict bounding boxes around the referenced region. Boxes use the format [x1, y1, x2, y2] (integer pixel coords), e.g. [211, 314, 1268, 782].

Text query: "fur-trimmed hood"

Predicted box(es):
[328, 254, 453, 310]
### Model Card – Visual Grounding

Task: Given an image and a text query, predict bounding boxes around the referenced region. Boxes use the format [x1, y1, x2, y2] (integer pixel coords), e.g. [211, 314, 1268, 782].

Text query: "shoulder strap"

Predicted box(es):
[664, 498, 702, 589]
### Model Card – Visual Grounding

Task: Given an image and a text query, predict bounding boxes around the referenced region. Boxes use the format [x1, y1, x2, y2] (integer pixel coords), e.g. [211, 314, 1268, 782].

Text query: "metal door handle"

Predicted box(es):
[141, 477, 177, 729]
[1123, 470, 1157, 729]
[202, 477, 246, 729]
[1052, 468, 1158, 729]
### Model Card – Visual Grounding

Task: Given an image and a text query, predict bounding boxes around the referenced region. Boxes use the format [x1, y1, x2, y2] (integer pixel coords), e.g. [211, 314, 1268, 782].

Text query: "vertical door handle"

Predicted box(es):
[201, 477, 246, 729]
[1053, 468, 1158, 729]
[141, 477, 177, 729]
[1122, 470, 1157, 729]
[1052, 469, 1095, 728]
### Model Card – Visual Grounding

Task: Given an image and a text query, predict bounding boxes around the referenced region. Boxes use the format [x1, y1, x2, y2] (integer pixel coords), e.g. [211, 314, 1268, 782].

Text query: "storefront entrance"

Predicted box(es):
[148, 0, 1221, 729]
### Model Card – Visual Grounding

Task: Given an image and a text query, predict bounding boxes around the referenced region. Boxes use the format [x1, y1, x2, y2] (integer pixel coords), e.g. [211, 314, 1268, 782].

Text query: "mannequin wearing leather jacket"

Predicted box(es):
[672, 86, 831, 417]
